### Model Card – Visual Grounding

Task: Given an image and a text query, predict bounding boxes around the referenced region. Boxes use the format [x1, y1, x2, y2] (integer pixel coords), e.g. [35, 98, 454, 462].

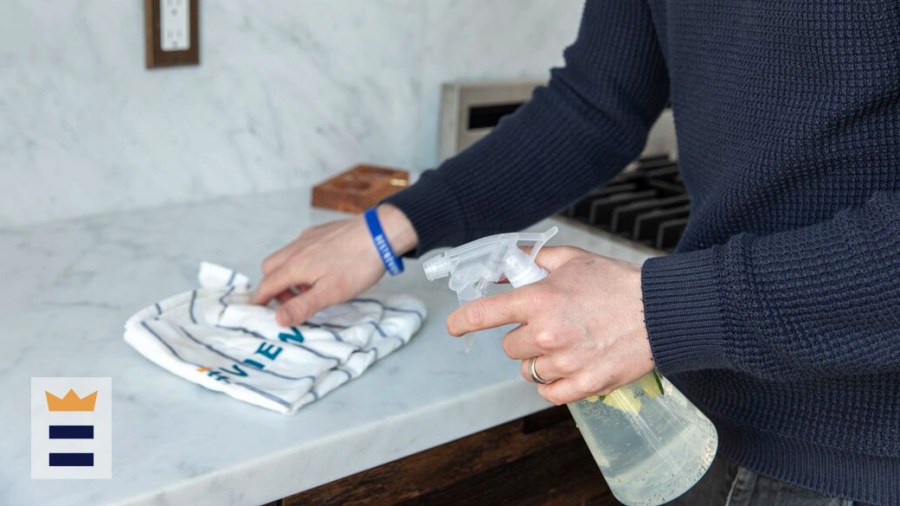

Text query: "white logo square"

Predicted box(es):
[31, 377, 112, 479]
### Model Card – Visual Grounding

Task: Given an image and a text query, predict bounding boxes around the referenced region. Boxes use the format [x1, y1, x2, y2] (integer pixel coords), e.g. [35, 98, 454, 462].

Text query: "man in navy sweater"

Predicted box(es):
[255, 2, 899, 504]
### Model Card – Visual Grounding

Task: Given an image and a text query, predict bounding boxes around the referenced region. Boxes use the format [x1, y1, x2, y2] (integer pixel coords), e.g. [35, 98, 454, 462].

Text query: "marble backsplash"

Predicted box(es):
[0, 0, 582, 228]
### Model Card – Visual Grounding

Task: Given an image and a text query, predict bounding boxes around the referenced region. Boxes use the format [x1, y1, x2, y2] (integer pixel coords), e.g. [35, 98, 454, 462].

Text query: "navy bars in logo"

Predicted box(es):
[48, 424, 95, 466]
[49, 425, 94, 439]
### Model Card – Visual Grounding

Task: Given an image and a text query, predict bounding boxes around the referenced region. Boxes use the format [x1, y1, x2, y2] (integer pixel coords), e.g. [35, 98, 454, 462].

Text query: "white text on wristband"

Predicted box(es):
[364, 207, 404, 276]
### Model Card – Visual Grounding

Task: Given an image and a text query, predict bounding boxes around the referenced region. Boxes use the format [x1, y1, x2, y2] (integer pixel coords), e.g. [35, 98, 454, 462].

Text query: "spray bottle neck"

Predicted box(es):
[503, 247, 549, 287]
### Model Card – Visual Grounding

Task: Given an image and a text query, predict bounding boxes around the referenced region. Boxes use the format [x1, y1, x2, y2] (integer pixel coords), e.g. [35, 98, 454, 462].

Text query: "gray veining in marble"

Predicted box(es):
[0, 0, 583, 228]
[0, 189, 656, 506]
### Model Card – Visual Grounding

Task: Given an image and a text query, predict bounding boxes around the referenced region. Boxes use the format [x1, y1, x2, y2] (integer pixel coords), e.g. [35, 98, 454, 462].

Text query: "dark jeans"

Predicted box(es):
[663, 456, 873, 506]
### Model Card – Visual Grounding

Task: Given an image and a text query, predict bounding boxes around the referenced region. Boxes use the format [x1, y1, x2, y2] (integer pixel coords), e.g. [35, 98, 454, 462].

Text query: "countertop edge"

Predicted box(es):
[119, 379, 551, 506]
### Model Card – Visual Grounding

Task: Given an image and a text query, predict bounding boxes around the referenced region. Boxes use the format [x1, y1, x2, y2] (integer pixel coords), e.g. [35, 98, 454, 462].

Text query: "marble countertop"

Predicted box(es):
[0, 190, 657, 506]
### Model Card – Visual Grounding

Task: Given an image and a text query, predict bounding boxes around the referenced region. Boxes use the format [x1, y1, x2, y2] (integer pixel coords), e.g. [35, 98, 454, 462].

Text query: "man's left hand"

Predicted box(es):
[446, 246, 653, 405]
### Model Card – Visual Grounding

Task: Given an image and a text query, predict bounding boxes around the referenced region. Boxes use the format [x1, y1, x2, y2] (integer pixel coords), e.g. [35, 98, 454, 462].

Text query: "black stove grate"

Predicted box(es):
[561, 157, 690, 252]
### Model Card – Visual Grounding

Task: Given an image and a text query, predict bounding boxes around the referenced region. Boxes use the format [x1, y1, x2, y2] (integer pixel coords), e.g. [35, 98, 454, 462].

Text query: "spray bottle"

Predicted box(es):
[424, 226, 718, 506]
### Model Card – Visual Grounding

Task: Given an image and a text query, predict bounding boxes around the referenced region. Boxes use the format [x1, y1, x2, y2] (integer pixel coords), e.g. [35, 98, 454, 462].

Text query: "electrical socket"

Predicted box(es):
[161, 0, 189, 51]
[145, 0, 199, 68]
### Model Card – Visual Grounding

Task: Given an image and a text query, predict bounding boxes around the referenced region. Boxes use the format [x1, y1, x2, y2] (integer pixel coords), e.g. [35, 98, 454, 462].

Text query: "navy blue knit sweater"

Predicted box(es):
[385, 1, 900, 504]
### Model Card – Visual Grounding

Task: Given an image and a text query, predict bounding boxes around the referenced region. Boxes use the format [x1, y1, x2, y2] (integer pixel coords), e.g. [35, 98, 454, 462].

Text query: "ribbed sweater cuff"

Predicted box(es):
[382, 171, 467, 258]
[641, 247, 731, 374]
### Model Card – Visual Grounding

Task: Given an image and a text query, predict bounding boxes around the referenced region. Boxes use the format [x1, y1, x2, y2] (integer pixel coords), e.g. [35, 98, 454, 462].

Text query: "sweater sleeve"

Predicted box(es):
[384, 1, 670, 257]
[642, 191, 900, 380]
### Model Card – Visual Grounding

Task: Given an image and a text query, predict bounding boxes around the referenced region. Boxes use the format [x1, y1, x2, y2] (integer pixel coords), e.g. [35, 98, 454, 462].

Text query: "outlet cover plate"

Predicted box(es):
[145, 0, 199, 68]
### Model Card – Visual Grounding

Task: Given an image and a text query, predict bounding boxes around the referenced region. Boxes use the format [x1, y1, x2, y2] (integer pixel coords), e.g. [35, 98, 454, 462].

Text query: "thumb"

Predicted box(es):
[276, 287, 330, 326]
[538, 376, 595, 405]
[527, 245, 587, 272]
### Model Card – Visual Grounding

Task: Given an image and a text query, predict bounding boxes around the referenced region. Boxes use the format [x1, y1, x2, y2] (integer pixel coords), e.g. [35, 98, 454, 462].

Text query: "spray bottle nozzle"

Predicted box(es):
[422, 226, 558, 284]
[423, 226, 559, 352]
[422, 256, 452, 281]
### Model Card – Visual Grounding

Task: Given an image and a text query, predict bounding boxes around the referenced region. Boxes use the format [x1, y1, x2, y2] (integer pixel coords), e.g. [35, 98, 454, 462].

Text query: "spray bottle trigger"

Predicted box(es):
[527, 226, 559, 263]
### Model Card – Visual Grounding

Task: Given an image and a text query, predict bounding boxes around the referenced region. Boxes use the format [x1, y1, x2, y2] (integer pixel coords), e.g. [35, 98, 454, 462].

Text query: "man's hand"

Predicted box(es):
[253, 204, 417, 327]
[446, 246, 653, 405]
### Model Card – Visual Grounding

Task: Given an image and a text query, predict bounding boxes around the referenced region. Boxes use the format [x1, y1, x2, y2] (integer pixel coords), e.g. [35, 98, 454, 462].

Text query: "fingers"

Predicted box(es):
[275, 285, 309, 305]
[275, 290, 295, 305]
[446, 289, 531, 336]
[261, 239, 303, 276]
[531, 245, 588, 271]
[254, 260, 316, 306]
[517, 353, 579, 385]
[537, 379, 591, 406]
[521, 359, 622, 405]
[502, 325, 542, 360]
[519, 356, 562, 384]
[275, 286, 330, 326]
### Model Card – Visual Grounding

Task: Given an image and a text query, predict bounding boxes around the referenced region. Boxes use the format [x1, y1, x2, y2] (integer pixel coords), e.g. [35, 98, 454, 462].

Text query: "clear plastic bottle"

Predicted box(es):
[569, 373, 717, 505]
[424, 226, 718, 505]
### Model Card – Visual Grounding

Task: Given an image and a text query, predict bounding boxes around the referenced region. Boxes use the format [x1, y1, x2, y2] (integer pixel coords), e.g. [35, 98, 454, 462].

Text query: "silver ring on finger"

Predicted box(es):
[528, 356, 552, 385]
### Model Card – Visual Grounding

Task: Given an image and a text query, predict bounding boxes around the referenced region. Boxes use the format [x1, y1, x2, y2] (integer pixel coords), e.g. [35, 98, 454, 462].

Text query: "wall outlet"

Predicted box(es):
[145, 0, 199, 68]
[161, 0, 190, 51]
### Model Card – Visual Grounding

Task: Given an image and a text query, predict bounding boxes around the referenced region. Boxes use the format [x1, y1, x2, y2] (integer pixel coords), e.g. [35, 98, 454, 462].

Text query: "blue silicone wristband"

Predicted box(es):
[364, 207, 404, 276]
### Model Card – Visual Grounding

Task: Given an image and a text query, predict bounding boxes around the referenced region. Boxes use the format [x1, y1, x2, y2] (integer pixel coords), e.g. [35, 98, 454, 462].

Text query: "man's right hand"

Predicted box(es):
[252, 204, 418, 327]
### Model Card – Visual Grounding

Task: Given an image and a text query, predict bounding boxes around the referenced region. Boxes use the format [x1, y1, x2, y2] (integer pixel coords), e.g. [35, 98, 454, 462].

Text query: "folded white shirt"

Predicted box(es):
[124, 262, 426, 414]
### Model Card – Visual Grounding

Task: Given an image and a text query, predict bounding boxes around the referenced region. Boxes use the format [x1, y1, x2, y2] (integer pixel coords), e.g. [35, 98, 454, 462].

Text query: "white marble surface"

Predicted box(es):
[0, 189, 657, 506]
[0, 0, 583, 228]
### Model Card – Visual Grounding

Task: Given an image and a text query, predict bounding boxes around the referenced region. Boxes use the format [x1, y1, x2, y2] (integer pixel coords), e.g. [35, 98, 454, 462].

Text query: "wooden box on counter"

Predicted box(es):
[312, 165, 410, 214]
